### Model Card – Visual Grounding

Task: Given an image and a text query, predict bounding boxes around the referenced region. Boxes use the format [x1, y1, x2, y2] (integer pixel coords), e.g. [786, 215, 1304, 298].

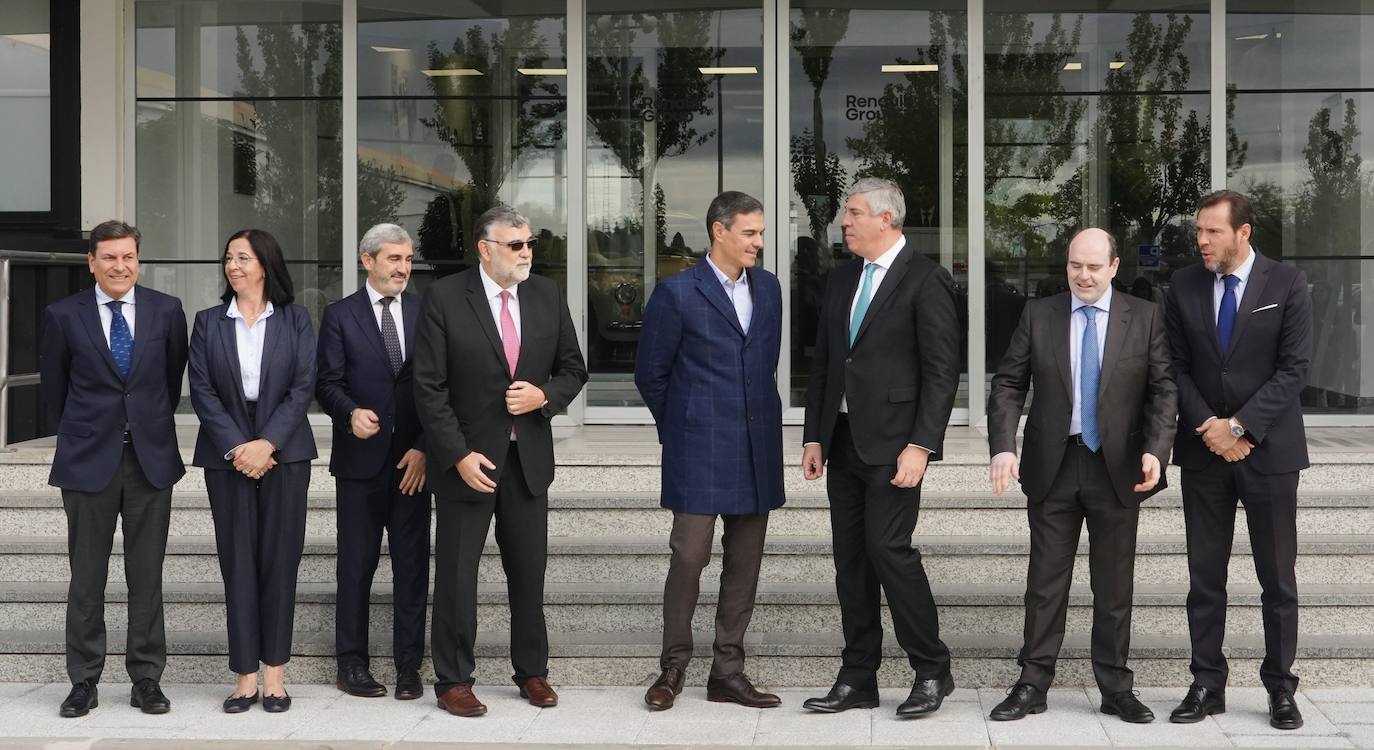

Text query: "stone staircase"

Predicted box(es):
[1, 426, 1372, 688]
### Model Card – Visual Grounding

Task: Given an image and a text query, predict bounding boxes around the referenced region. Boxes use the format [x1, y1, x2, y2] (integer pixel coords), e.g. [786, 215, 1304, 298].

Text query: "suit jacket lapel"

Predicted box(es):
[1097, 292, 1131, 398]
[1198, 270, 1222, 360]
[126, 287, 153, 378]
[78, 288, 123, 380]
[1224, 251, 1270, 362]
[348, 289, 390, 367]
[258, 306, 284, 397]
[852, 245, 911, 348]
[742, 267, 766, 343]
[1050, 294, 1073, 403]
[466, 270, 511, 374]
[216, 309, 248, 411]
[695, 261, 746, 338]
[833, 260, 862, 352]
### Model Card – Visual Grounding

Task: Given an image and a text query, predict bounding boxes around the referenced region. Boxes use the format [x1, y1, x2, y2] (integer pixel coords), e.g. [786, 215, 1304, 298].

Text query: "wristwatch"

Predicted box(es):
[1227, 417, 1245, 438]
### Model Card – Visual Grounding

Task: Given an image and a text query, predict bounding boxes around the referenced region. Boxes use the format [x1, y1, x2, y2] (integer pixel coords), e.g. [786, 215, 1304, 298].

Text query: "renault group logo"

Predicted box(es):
[844, 93, 917, 121]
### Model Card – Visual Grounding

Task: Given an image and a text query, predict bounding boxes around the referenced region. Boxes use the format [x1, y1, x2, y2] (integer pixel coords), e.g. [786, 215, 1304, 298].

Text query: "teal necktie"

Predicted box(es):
[848, 263, 879, 347]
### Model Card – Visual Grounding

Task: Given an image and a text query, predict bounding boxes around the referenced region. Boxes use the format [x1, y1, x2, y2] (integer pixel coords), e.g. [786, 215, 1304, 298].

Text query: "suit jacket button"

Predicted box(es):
[845, 357, 853, 364]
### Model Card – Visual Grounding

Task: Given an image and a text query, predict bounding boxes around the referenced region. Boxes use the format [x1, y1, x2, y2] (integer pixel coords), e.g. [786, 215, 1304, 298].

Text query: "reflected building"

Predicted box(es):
[2, 0, 1373, 441]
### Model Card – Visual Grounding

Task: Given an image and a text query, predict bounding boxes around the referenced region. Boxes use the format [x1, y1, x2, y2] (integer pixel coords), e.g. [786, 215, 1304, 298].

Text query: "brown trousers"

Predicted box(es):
[660, 512, 769, 678]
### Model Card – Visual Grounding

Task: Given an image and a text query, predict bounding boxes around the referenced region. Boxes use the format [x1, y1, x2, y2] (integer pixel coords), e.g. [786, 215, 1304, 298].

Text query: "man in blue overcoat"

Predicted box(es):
[634, 191, 785, 712]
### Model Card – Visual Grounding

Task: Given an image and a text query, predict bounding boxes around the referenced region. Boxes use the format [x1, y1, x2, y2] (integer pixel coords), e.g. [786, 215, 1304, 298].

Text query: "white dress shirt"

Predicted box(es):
[1069, 285, 1112, 437]
[364, 280, 405, 360]
[479, 265, 522, 337]
[93, 285, 136, 344]
[1213, 245, 1256, 321]
[704, 254, 752, 334]
[226, 297, 275, 402]
[840, 236, 905, 414]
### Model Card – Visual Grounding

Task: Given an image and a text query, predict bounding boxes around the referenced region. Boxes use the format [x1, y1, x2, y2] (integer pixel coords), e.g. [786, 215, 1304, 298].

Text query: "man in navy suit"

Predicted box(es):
[40, 220, 188, 717]
[1165, 190, 1313, 730]
[317, 224, 430, 701]
[635, 191, 785, 712]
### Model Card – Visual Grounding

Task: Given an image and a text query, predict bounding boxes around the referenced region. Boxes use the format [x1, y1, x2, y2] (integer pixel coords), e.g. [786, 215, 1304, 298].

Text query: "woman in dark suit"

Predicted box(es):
[189, 229, 317, 713]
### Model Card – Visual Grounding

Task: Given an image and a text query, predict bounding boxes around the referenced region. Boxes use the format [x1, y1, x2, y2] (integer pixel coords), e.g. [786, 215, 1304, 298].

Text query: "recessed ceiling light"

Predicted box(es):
[698, 66, 758, 75]
[1063, 62, 1082, 71]
[370, 46, 409, 53]
[421, 68, 483, 77]
[882, 64, 939, 73]
[1235, 33, 1268, 40]
[517, 68, 568, 76]
[1109, 60, 1126, 70]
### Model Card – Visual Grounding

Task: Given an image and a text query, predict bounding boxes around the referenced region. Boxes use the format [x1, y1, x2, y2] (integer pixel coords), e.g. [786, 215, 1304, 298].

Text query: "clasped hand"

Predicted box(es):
[232, 438, 277, 479]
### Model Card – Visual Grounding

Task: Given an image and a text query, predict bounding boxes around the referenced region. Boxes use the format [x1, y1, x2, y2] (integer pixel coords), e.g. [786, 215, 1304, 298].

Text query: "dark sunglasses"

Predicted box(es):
[486, 238, 538, 252]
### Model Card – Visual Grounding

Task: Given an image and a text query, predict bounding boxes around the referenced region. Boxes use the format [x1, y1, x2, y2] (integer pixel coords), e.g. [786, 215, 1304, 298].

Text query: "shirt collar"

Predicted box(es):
[226, 296, 275, 321]
[1219, 245, 1257, 285]
[704, 254, 748, 287]
[866, 235, 906, 272]
[479, 264, 518, 301]
[94, 285, 136, 307]
[364, 280, 394, 306]
[1071, 284, 1114, 315]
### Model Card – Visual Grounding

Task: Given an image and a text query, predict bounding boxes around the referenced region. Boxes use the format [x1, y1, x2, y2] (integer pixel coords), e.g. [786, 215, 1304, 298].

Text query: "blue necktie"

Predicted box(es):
[108, 300, 133, 381]
[1080, 305, 1101, 452]
[848, 263, 879, 347]
[1217, 273, 1239, 352]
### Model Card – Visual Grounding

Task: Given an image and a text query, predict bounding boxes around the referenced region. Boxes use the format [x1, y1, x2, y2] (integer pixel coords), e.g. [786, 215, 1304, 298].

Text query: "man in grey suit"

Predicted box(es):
[985, 228, 1177, 722]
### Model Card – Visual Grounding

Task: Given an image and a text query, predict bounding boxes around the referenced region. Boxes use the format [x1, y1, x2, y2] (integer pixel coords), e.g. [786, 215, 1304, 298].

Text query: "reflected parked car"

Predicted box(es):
[587, 231, 697, 371]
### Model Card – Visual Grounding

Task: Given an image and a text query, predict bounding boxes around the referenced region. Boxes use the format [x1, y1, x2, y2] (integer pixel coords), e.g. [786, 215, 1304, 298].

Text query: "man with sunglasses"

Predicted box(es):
[414, 206, 587, 718]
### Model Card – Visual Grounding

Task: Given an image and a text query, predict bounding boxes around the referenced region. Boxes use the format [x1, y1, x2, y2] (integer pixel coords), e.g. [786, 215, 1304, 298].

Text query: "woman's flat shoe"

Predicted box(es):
[223, 691, 259, 713]
[263, 693, 292, 713]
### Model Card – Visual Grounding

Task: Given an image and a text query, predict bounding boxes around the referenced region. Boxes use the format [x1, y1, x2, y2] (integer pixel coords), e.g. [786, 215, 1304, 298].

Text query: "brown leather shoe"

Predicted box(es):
[519, 677, 558, 708]
[707, 672, 781, 708]
[436, 685, 486, 717]
[644, 667, 686, 711]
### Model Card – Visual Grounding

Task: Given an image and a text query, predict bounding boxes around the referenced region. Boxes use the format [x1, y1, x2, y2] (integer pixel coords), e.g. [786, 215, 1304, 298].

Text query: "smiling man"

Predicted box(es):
[635, 191, 785, 711]
[985, 228, 1176, 723]
[316, 224, 430, 701]
[40, 220, 188, 718]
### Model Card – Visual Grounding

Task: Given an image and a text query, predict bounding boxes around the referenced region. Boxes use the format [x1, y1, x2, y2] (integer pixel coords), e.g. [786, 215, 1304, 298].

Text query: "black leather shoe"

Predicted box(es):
[1169, 685, 1225, 723]
[989, 683, 1047, 721]
[896, 674, 955, 717]
[802, 682, 880, 713]
[130, 678, 171, 714]
[1268, 690, 1304, 730]
[59, 681, 98, 718]
[337, 663, 387, 697]
[395, 670, 423, 701]
[223, 691, 258, 714]
[263, 692, 292, 713]
[1101, 690, 1154, 723]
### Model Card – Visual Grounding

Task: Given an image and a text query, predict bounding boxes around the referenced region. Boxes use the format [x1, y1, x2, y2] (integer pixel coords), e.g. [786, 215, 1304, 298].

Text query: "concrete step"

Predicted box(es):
[0, 628, 1369, 686]
[2, 534, 1373, 585]
[1, 456, 1371, 496]
[1, 581, 1369, 638]
[3, 491, 1374, 538]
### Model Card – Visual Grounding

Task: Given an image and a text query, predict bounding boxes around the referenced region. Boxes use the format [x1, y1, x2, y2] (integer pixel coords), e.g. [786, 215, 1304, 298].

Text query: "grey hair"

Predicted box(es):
[474, 205, 531, 244]
[358, 223, 412, 259]
[705, 190, 765, 238]
[847, 177, 906, 229]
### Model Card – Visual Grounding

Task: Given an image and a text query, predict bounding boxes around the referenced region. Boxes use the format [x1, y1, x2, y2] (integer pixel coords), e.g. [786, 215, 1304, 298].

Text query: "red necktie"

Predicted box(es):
[500, 290, 519, 377]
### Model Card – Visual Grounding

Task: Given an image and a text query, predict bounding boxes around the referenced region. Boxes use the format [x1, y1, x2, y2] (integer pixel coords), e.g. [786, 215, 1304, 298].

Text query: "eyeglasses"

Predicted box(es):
[485, 238, 538, 252]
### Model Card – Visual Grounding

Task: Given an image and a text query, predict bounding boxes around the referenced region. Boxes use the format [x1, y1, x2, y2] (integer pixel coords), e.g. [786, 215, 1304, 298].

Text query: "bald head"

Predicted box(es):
[1066, 228, 1120, 305]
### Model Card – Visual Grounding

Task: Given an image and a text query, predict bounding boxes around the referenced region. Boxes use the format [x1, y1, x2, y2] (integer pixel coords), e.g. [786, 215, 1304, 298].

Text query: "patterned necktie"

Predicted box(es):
[1080, 305, 1101, 452]
[1217, 273, 1239, 352]
[848, 262, 880, 347]
[499, 290, 520, 377]
[379, 297, 403, 376]
[108, 300, 133, 381]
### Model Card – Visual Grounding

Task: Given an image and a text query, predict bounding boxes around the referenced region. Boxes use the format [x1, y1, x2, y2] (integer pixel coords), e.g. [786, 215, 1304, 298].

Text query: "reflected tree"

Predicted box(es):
[790, 10, 850, 263]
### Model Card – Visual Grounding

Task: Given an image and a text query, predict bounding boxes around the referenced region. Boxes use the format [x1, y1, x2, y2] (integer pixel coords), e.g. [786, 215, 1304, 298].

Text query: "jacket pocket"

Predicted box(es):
[888, 386, 916, 403]
[58, 420, 93, 437]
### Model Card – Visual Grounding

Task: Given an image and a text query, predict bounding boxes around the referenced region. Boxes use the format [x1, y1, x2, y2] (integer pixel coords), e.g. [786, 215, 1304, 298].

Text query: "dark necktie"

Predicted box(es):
[1080, 305, 1101, 452]
[379, 297, 403, 375]
[1217, 274, 1239, 352]
[108, 300, 133, 381]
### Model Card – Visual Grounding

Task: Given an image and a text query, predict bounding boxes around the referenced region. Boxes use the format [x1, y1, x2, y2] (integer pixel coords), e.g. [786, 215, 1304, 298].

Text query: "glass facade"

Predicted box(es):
[0, 0, 51, 212]
[126, 0, 1374, 423]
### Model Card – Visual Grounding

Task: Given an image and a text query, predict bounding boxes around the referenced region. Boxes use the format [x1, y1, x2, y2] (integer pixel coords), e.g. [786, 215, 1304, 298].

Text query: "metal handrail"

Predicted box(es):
[1, 249, 90, 449]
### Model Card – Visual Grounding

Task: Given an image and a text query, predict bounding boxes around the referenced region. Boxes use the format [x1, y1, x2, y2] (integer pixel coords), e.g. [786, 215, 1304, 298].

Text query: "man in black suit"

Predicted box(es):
[414, 205, 587, 717]
[985, 228, 1177, 723]
[800, 178, 961, 718]
[40, 220, 188, 717]
[317, 224, 429, 701]
[1165, 190, 1312, 730]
